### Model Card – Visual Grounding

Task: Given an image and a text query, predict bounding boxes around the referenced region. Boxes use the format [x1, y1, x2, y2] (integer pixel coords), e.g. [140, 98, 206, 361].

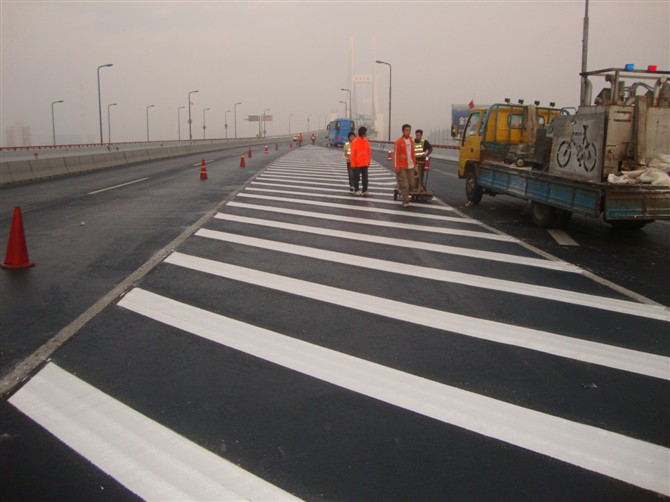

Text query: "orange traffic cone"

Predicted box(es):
[425, 157, 431, 170]
[200, 159, 208, 180]
[1, 207, 35, 269]
[240, 154, 246, 168]
[387, 150, 392, 161]
[248, 147, 252, 159]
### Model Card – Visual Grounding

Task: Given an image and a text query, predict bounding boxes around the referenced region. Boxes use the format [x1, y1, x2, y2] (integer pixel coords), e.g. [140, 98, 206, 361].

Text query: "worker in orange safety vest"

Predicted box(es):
[394, 123, 418, 207]
[350, 126, 371, 196]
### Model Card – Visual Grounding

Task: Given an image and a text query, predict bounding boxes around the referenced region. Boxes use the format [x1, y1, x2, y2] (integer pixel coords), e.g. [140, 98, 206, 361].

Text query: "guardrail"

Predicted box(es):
[0, 136, 299, 186]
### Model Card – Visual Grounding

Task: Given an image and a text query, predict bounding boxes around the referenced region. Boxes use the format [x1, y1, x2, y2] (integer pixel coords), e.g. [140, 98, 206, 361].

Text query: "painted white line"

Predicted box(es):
[259, 176, 397, 188]
[235, 194, 489, 228]
[246, 186, 459, 211]
[214, 213, 581, 273]
[228, 201, 509, 242]
[548, 229, 580, 246]
[432, 169, 459, 178]
[191, 159, 215, 167]
[165, 253, 667, 380]
[118, 287, 670, 497]
[196, 229, 669, 322]
[9, 362, 300, 502]
[87, 177, 149, 195]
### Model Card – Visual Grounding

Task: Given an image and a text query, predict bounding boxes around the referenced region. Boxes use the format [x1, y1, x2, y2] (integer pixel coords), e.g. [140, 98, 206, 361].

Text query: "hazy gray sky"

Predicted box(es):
[1, 0, 668, 145]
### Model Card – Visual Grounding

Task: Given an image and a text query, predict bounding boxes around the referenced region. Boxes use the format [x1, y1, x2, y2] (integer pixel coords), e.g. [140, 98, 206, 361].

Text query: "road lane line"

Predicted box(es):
[118, 287, 670, 497]
[245, 186, 460, 211]
[234, 194, 489, 227]
[87, 177, 149, 195]
[259, 176, 397, 188]
[164, 253, 668, 380]
[214, 213, 582, 273]
[548, 229, 580, 246]
[9, 363, 300, 502]
[195, 229, 669, 322]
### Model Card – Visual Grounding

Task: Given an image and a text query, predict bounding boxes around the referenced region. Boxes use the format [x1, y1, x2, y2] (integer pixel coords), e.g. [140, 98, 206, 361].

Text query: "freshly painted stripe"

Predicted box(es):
[214, 212, 581, 273]
[245, 186, 459, 211]
[548, 229, 580, 246]
[118, 287, 670, 497]
[250, 181, 393, 195]
[8, 362, 301, 502]
[165, 253, 668, 380]
[87, 177, 149, 195]
[259, 176, 397, 188]
[234, 194, 489, 227]
[196, 229, 669, 322]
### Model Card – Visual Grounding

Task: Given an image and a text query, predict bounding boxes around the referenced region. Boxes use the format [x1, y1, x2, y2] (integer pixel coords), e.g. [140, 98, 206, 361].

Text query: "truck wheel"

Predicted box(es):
[465, 168, 483, 204]
[531, 201, 556, 228]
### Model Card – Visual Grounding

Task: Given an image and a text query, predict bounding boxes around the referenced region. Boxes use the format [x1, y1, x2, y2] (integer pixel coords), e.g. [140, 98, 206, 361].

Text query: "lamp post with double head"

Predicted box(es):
[340, 88, 351, 119]
[225, 110, 231, 139]
[107, 103, 117, 144]
[177, 106, 185, 140]
[203, 107, 210, 139]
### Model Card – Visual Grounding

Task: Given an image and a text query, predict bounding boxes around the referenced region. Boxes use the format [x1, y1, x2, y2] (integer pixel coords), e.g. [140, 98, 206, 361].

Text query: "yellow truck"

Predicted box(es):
[458, 67, 670, 228]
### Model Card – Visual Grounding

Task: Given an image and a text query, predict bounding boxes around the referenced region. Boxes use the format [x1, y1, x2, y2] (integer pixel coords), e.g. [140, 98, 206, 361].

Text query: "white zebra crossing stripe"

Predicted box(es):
[117, 287, 670, 497]
[228, 201, 508, 241]
[214, 212, 582, 273]
[164, 252, 669, 380]
[235, 193, 487, 226]
[195, 229, 670, 322]
[8, 362, 301, 502]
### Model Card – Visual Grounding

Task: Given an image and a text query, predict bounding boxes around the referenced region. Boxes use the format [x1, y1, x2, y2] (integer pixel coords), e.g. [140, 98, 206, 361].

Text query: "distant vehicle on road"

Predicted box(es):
[326, 118, 355, 147]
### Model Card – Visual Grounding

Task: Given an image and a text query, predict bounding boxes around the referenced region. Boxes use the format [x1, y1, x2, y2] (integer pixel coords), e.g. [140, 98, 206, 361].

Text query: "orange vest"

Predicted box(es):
[394, 135, 417, 172]
[350, 137, 371, 168]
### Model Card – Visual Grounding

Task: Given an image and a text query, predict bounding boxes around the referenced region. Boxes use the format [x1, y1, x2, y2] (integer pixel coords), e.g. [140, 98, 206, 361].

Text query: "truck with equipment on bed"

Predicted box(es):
[458, 66, 670, 229]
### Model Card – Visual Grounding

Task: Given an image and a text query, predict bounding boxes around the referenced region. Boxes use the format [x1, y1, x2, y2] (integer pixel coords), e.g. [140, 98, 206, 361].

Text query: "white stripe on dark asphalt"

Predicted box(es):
[8, 362, 301, 502]
[117, 287, 670, 497]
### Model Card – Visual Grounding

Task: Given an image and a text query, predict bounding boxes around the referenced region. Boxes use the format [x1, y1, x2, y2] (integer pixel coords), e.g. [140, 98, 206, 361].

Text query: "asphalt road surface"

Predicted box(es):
[1, 145, 668, 501]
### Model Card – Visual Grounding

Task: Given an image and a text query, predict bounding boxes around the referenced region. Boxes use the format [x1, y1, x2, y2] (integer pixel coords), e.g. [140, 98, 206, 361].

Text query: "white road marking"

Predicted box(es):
[245, 186, 460, 211]
[548, 229, 580, 246]
[195, 229, 669, 322]
[87, 177, 149, 195]
[191, 159, 215, 167]
[164, 252, 668, 380]
[118, 287, 670, 497]
[9, 362, 301, 502]
[214, 212, 581, 273]
[234, 193, 490, 227]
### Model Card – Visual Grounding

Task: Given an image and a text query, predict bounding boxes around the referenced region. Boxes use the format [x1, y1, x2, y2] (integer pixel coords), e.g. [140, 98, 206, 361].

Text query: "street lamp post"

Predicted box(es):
[289, 114, 293, 135]
[234, 102, 242, 139]
[225, 110, 231, 139]
[177, 106, 185, 140]
[203, 107, 210, 139]
[339, 100, 348, 118]
[340, 88, 351, 119]
[146, 104, 155, 141]
[188, 90, 199, 140]
[107, 103, 118, 144]
[97, 63, 113, 144]
[51, 100, 64, 146]
[263, 108, 270, 138]
[376, 60, 392, 141]
[307, 114, 311, 133]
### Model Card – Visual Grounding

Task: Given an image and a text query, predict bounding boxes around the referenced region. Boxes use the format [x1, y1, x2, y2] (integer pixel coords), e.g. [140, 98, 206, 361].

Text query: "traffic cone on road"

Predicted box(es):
[387, 150, 392, 161]
[200, 159, 208, 180]
[425, 157, 431, 170]
[240, 154, 246, 168]
[1, 207, 35, 269]
[248, 147, 252, 159]
[264, 145, 268, 155]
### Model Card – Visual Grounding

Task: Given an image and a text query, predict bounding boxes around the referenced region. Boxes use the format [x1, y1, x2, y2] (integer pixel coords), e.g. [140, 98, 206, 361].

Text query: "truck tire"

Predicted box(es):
[531, 201, 556, 228]
[465, 167, 483, 204]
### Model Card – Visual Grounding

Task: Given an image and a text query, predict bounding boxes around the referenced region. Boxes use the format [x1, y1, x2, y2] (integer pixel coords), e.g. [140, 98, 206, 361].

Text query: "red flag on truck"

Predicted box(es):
[468, 100, 475, 109]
